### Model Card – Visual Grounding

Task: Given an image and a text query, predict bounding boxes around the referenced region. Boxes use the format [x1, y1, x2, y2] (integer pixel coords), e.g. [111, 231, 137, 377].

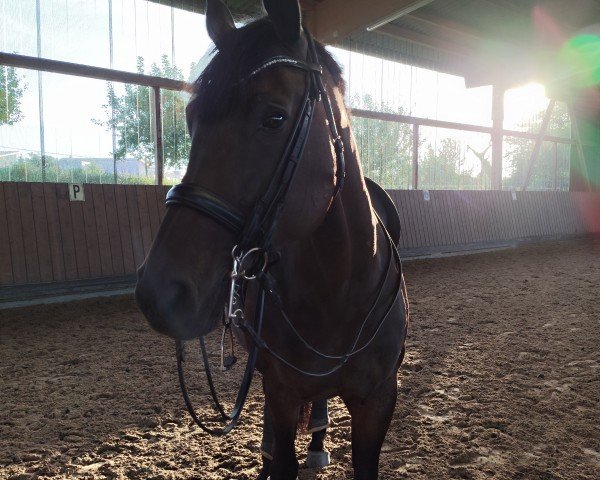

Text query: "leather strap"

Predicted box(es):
[244, 55, 322, 80]
[305, 31, 345, 199]
[166, 183, 245, 234]
[175, 289, 265, 436]
[167, 30, 345, 250]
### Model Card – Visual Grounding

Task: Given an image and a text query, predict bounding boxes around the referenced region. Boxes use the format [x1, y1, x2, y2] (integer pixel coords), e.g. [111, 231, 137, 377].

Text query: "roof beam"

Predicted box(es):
[374, 23, 540, 89]
[402, 10, 524, 64]
[480, 0, 527, 16]
[365, 0, 436, 31]
[304, 0, 434, 44]
[375, 23, 473, 59]
[405, 11, 494, 45]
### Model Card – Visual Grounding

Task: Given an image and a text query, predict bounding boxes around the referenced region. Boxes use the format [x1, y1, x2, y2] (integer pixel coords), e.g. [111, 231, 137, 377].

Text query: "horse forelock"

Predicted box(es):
[186, 17, 345, 125]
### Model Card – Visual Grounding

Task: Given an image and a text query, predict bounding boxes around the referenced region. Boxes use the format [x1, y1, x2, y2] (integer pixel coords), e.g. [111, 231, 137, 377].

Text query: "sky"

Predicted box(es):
[0, 0, 555, 178]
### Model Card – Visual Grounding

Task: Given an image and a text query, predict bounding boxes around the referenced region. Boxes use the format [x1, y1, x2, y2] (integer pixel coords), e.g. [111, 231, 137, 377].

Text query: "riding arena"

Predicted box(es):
[1, 1, 599, 479]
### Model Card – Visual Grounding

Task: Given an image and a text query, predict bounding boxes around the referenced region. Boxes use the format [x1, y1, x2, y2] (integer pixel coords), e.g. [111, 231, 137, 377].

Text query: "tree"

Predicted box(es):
[503, 102, 571, 190]
[94, 56, 189, 176]
[349, 96, 483, 190]
[350, 95, 415, 189]
[419, 137, 477, 190]
[467, 144, 492, 189]
[0, 65, 25, 125]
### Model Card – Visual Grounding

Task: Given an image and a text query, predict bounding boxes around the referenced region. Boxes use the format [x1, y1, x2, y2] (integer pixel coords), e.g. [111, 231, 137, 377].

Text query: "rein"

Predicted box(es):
[244, 212, 404, 377]
[166, 30, 344, 253]
[175, 290, 264, 435]
[167, 29, 403, 436]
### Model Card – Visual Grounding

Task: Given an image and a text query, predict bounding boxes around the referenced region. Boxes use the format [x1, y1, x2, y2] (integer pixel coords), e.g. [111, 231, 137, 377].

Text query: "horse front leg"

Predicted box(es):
[306, 398, 330, 468]
[257, 401, 274, 480]
[344, 376, 398, 480]
[264, 389, 301, 480]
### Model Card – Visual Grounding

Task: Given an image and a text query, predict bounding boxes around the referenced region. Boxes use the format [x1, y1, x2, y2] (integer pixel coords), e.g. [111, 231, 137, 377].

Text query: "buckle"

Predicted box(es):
[234, 247, 269, 280]
[333, 135, 344, 155]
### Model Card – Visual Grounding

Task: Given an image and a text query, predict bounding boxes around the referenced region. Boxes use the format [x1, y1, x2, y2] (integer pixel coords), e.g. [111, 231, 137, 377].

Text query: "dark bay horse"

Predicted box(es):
[135, 0, 408, 478]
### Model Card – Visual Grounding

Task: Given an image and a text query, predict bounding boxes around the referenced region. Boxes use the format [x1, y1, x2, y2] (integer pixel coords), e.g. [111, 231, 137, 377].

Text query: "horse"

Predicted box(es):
[135, 1, 409, 479]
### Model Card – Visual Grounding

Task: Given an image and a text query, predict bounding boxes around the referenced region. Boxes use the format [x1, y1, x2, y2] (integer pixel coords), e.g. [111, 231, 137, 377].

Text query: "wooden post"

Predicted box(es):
[412, 123, 419, 189]
[152, 86, 164, 186]
[491, 84, 505, 190]
[568, 104, 590, 192]
[35, 0, 46, 183]
[553, 141, 558, 191]
[522, 99, 556, 191]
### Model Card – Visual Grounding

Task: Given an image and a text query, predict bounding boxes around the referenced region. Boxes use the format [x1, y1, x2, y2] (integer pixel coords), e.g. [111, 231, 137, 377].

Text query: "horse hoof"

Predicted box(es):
[306, 450, 330, 468]
[256, 455, 270, 480]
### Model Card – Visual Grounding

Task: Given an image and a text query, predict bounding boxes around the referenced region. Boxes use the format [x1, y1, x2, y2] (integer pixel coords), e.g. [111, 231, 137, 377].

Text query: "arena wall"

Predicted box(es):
[0, 182, 599, 286]
[0, 183, 168, 286]
[389, 189, 600, 256]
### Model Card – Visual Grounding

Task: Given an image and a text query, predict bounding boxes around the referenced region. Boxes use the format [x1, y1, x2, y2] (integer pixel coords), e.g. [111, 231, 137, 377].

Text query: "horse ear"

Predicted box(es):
[206, 0, 236, 48]
[263, 0, 302, 44]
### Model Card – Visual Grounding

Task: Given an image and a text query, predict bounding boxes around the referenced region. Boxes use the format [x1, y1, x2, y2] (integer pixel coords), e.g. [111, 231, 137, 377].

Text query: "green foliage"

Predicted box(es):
[419, 138, 481, 190]
[503, 102, 571, 190]
[351, 96, 572, 191]
[0, 154, 43, 182]
[0, 154, 67, 182]
[351, 95, 484, 190]
[116, 174, 156, 185]
[94, 55, 189, 176]
[0, 153, 156, 184]
[0, 65, 25, 125]
[351, 95, 414, 189]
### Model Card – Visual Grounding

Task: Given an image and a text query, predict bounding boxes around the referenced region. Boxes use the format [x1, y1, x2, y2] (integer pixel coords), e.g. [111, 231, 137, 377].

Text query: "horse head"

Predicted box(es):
[135, 0, 352, 340]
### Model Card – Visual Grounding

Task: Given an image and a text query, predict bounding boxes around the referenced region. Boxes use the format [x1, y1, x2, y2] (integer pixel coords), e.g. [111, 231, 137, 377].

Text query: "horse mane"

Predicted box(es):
[188, 17, 345, 123]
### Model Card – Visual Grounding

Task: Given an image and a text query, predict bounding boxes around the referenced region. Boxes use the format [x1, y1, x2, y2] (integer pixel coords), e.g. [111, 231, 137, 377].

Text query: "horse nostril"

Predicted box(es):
[167, 281, 185, 302]
[134, 274, 153, 314]
[164, 281, 197, 314]
[135, 276, 199, 334]
[136, 276, 195, 313]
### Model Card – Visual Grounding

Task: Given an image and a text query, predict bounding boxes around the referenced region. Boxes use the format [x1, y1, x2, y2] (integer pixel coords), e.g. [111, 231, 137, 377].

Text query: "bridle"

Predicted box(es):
[165, 29, 404, 436]
[166, 30, 345, 252]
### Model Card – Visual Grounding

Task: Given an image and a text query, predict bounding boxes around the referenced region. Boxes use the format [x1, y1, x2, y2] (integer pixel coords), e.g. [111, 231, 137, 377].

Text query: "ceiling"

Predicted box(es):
[158, 0, 600, 93]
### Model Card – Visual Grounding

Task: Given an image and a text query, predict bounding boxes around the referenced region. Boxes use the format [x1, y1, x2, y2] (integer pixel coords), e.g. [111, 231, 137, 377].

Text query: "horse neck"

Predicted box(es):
[282, 99, 382, 308]
[314, 124, 380, 283]
[324, 86, 379, 269]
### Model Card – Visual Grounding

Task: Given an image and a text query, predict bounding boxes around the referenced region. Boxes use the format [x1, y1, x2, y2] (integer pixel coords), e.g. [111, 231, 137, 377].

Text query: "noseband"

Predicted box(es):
[166, 30, 345, 252]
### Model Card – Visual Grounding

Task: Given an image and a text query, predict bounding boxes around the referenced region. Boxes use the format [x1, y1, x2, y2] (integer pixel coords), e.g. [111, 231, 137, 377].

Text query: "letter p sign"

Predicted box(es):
[69, 183, 85, 202]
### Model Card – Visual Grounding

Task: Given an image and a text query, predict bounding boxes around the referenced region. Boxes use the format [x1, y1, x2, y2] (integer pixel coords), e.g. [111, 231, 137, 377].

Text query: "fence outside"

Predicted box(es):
[1, 51, 577, 192]
[350, 108, 574, 192]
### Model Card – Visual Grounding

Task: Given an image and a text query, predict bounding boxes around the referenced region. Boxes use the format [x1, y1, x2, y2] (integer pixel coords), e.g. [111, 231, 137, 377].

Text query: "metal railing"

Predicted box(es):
[349, 107, 574, 191]
[1, 51, 577, 190]
[1, 52, 190, 185]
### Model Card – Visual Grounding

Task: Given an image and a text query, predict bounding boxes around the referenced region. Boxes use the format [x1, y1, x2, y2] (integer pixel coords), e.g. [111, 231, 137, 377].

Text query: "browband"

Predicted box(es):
[244, 55, 322, 81]
[167, 28, 344, 249]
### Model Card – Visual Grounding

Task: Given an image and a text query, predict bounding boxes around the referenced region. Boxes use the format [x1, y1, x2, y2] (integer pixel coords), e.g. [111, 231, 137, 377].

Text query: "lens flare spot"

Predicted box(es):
[560, 30, 600, 88]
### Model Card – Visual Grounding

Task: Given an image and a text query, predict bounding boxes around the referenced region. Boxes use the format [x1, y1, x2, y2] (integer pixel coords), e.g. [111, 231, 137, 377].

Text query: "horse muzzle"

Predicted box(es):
[135, 266, 223, 340]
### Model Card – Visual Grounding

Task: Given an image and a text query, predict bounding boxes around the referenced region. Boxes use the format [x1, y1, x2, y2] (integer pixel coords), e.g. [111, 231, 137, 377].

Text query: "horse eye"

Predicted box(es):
[262, 113, 286, 130]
